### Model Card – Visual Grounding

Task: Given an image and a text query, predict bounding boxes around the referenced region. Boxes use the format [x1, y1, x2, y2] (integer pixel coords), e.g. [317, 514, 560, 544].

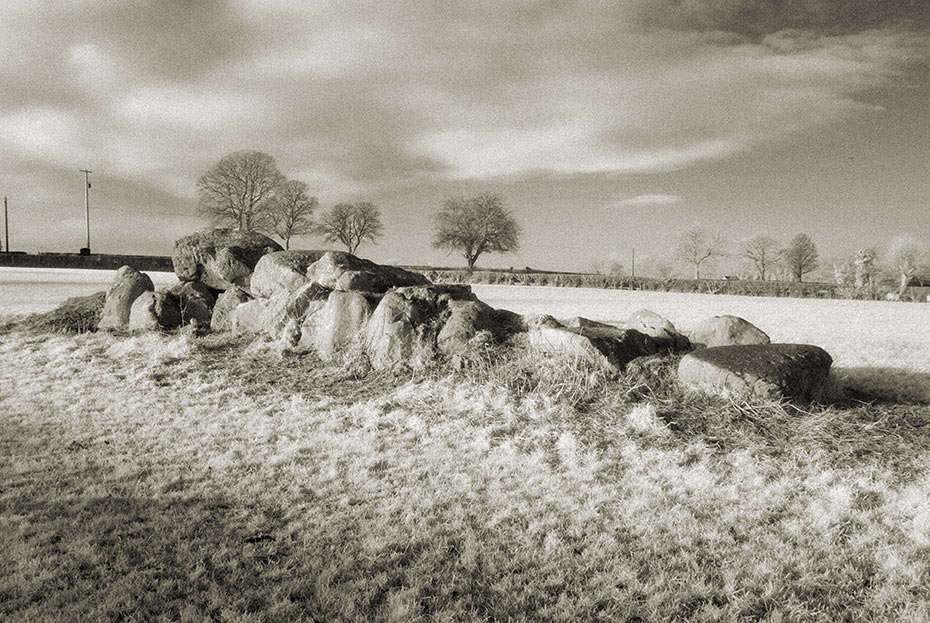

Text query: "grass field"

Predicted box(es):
[2, 271, 930, 621]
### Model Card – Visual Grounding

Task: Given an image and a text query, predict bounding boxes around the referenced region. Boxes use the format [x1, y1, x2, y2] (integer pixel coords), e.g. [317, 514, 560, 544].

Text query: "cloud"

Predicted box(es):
[0, 0, 926, 208]
[612, 194, 682, 208]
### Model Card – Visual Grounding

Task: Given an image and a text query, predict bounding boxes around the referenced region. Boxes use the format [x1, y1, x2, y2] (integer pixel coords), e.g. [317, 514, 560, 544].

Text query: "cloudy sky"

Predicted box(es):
[1, 0, 927, 273]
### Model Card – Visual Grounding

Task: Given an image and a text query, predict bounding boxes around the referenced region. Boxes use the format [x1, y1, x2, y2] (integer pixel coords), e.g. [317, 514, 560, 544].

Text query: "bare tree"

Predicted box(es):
[196, 150, 284, 231]
[886, 235, 926, 296]
[854, 247, 877, 292]
[739, 235, 779, 281]
[674, 228, 726, 280]
[781, 233, 819, 282]
[432, 193, 521, 271]
[315, 202, 384, 254]
[267, 180, 318, 250]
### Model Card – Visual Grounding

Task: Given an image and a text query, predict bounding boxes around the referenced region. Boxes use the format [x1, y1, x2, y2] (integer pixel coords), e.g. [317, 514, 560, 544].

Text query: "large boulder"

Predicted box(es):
[689, 315, 770, 350]
[363, 284, 479, 369]
[527, 325, 656, 369]
[437, 299, 496, 356]
[210, 288, 251, 332]
[301, 290, 378, 359]
[172, 228, 282, 292]
[98, 266, 155, 331]
[167, 281, 216, 326]
[128, 291, 182, 331]
[436, 301, 523, 356]
[306, 251, 430, 293]
[625, 309, 690, 351]
[677, 344, 832, 402]
[250, 250, 327, 298]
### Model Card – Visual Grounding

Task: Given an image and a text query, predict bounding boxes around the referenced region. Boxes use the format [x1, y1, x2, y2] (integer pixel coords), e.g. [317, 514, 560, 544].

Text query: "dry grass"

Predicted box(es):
[13, 291, 106, 334]
[2, 321, 930, 621]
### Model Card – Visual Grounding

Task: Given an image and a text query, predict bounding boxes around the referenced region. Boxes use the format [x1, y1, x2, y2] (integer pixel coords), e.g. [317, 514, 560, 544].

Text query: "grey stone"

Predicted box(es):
[527, 326, 656, 369]
[677, 343, 833, 402]
[306, 251, 430, 293]
[519, 314, 564, 331]
[167, 281, 216, 326]
[210, 288, 251, 332]
[172, 228, 282, 292]
[364, 291, 421, 369]
[250, 250, 328, 298]
[304, 290, 377, 359]
[437, 299, 497, 356]
[98, 266, 155, 330]
[626, 309, 690, 351]
[231, 298, 268, 334]
[128, 291, 182, 331]
[689, 315, 770, 350]
[565, 316, 618, 330]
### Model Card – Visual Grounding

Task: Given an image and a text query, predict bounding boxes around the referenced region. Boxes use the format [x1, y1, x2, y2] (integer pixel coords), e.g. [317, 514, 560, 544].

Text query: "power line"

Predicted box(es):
[14, 198, 196, 218]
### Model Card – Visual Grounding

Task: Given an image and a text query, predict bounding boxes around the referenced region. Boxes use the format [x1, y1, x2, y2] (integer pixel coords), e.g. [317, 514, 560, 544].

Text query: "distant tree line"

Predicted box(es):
[667, 227, 928, 294]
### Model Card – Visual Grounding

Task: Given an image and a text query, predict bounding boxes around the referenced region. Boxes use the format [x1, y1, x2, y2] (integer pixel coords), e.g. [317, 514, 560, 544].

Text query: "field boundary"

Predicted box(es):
[0, 252, 173, 272]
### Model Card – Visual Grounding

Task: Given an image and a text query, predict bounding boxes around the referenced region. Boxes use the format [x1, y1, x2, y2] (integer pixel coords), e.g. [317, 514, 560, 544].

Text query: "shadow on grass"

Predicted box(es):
[835, 366, 930, 405]
[0, 491, 335, 622]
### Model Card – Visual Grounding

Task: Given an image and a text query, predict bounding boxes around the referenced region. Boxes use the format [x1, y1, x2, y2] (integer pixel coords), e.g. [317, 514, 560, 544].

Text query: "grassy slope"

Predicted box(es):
[2, 328, 930, 622]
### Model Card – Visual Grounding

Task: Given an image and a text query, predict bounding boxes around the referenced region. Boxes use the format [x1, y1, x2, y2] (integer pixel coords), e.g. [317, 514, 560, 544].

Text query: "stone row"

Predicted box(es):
[94, 227, 833, 403]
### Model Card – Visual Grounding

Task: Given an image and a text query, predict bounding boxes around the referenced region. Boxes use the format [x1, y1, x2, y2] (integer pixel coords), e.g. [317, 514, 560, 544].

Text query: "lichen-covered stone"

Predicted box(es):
[677, 343, 832, 402]
[172, 228, 282, 292]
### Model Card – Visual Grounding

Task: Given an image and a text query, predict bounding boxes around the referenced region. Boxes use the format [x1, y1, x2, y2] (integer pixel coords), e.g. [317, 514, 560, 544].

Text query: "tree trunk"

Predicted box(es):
[467, 255, 477, 272]
[899, 272, 909, 297]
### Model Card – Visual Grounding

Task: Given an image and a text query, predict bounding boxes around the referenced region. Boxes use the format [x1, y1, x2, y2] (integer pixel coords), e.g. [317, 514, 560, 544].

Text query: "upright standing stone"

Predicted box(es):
[98, 266, 155, 331]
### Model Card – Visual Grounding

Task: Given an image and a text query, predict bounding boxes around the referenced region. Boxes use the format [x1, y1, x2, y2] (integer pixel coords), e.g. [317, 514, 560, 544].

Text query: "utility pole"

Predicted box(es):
[79, 169, 91, 254]
[3, 197, 8, 253]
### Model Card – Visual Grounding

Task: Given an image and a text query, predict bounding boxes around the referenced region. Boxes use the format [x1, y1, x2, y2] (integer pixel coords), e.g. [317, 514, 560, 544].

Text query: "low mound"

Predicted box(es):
[20, 291, 107, 334]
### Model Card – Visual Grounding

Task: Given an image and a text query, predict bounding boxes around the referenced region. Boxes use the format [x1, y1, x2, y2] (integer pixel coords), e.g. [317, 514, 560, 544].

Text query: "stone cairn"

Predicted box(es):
[97, 228, 833, 403]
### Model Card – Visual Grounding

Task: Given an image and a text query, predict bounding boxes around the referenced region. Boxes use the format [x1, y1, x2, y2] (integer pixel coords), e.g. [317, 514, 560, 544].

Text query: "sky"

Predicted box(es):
[1, 0, 928, 275]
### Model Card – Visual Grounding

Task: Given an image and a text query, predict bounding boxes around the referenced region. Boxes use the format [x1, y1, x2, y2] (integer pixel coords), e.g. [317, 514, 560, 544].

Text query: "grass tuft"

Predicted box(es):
[17, 291, 106, 334]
